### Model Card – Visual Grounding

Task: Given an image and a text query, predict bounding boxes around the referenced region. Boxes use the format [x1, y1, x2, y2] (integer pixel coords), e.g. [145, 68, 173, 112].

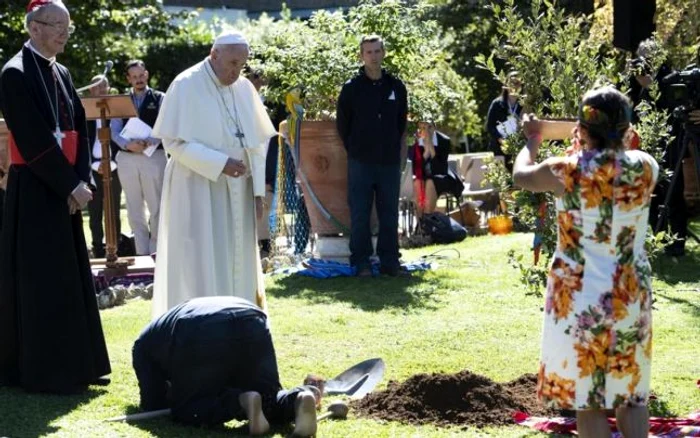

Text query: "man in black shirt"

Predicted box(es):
[336, 35, 408, 277]
[132, 296, 319, 436]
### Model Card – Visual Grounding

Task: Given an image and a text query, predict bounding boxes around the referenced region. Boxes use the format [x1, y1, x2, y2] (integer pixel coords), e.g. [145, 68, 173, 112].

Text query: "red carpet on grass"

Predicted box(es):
[514, 410, 700, 437]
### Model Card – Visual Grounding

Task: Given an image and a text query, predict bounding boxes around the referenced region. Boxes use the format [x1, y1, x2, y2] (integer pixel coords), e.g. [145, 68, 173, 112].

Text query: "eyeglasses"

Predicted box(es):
[34, 20, 75, 35]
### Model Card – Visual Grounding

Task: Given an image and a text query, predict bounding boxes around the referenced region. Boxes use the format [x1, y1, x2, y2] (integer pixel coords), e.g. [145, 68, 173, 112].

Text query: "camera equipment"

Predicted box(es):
[661, 65, 700, 125]
[655, 64, 700, 244]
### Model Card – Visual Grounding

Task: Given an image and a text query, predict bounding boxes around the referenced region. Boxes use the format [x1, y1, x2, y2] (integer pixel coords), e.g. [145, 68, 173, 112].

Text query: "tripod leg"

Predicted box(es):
[654, 131, 688, 235]
[687, 130, 700, 244]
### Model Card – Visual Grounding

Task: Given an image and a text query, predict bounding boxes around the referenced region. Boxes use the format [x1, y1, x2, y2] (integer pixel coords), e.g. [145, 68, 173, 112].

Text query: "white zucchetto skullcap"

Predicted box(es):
[214, 30, 249, 47]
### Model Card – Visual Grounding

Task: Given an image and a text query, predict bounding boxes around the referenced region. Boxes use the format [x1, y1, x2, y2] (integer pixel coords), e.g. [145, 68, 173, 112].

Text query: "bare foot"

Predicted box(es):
[239, 391, 270, 436]
[293, 390, 317, 437]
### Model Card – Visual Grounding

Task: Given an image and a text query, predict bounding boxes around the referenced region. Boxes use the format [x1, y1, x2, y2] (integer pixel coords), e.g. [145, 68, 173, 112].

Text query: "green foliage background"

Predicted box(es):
[238, 1, 481, 137]
[0, 0, 185, 94]
[476, 0, 675, 295]
[0, 1, 480, 138]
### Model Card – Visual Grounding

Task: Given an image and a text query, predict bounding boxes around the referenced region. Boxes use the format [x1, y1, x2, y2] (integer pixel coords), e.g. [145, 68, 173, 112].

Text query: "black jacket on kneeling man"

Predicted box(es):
[132, 296, 314, 426]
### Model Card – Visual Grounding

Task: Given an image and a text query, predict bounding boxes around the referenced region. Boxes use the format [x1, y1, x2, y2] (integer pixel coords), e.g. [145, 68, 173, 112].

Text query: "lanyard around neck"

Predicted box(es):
[508, 99, 518, 116]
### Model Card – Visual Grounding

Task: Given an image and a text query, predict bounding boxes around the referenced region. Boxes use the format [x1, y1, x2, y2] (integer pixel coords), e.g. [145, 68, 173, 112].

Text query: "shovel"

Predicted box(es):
[109, 358, 385, 422]
[324, 358, 385, 399]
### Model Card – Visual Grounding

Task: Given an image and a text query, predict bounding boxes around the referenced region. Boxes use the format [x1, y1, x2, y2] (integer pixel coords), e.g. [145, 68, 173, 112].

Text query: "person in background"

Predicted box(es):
[411, 121, 463, 218]
[336, 34, 409, 277]
[110, 60, 166, 256]
[628, 39, 688, 257]
[246, 68, 284, 258]
[486, 71, 523, 171]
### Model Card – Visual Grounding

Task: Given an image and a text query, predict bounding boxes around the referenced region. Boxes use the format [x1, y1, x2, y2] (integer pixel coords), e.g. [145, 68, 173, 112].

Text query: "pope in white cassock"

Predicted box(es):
[151, 31, 276, 318]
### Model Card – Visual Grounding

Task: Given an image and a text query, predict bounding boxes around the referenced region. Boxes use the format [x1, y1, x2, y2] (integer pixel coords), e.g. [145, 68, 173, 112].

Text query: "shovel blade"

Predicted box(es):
[324, 358, 385, 399]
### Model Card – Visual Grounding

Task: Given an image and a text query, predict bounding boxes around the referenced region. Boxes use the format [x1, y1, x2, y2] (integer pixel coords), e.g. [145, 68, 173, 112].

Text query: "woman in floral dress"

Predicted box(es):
[513, 86, 658, 438]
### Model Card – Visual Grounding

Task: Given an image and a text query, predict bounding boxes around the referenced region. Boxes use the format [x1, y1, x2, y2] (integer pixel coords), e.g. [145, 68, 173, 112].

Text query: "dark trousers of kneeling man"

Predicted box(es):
[132, 296, 318, 436]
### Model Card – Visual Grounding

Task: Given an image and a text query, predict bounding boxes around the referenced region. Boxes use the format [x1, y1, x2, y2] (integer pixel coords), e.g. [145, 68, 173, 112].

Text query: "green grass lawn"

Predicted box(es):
[1, 233, 699, 437]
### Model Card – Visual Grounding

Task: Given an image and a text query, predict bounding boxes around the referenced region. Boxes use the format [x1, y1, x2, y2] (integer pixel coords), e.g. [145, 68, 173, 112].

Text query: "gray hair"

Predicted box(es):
[636, 38, 659, 59]
[24, 2, 69, 33]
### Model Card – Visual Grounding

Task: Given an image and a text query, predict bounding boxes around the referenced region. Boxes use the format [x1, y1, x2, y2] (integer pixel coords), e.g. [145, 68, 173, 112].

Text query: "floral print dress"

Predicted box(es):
[536, 148, 659, 410]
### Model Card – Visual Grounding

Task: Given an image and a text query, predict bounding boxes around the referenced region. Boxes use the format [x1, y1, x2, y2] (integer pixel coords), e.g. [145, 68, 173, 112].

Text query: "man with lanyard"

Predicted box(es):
[336, 34, 409, 277]
[110, 60, 166, 256]
[485, 72, 523, 172]
[86, 74, 122, 258]
[0, 0, 110, 394]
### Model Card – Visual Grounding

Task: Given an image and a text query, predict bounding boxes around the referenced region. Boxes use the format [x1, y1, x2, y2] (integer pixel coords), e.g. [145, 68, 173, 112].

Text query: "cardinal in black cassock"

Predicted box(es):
[0, 0, 110, 394]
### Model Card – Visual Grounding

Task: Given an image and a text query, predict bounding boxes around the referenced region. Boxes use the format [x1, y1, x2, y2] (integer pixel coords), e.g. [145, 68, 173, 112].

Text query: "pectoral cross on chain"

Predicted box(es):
[54, 126, 65, 147]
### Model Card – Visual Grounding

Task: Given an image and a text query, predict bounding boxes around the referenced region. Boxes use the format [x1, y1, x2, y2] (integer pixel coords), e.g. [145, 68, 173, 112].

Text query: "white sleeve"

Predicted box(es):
[162, 138, 229, 182]
[248, 141, 267, 197]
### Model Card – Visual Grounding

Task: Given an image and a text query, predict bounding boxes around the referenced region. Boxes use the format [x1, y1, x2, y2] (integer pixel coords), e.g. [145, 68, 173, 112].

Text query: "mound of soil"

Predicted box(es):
[352, 370, 558, 428]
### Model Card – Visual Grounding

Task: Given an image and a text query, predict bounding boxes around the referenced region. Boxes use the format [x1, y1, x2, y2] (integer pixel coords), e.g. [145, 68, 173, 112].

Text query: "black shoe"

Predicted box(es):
[92, 245, 106, 258]
[356, 267, 373, 277]
[380, 265, 411, 277]
[92, 377, 111, 387]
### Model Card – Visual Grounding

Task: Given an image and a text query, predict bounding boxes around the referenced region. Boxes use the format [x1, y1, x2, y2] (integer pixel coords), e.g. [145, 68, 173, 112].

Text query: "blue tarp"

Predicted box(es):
[272, 258, 435, 278]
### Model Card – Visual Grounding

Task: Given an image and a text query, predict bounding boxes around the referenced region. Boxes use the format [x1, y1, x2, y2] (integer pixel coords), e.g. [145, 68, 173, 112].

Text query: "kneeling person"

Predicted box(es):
[132, 296, 318, 436]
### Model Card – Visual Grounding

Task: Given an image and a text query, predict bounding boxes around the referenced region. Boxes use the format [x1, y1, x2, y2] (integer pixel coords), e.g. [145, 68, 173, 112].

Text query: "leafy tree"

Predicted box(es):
[0, 0, 184, 93]
[588, 0, 700, 68]
[241, 0, 481, 138]
[430, 0, 595, 147]
[143, 17, 216, 92]
[476, 0, 670, 296]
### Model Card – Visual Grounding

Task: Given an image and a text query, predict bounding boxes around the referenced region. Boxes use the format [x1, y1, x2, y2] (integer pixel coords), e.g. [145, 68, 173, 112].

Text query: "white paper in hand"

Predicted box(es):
[143, 144, 158, 157]
[120, 117, 152, 140]
[496, 115, 519, 138]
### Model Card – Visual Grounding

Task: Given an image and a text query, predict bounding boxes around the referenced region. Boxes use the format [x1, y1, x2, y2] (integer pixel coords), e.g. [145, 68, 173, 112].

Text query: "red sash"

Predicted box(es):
[9, 130, 78, 166]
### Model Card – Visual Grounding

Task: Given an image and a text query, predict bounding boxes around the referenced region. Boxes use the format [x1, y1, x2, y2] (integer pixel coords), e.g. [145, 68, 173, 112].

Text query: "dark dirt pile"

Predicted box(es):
[352, 371, 559, 428]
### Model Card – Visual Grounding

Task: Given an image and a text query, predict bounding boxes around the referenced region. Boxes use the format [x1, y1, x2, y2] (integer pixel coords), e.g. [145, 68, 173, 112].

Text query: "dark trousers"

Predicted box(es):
[650, 169, 688, 242]
[134, 313, 305, 427]
[87, 169, 122, 252]
[650, 133, 690, 248]
[347, 158, 400, 270]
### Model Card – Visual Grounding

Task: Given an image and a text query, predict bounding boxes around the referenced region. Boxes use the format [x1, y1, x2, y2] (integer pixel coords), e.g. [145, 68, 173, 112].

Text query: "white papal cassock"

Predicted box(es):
[150, 59, 276, 318]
